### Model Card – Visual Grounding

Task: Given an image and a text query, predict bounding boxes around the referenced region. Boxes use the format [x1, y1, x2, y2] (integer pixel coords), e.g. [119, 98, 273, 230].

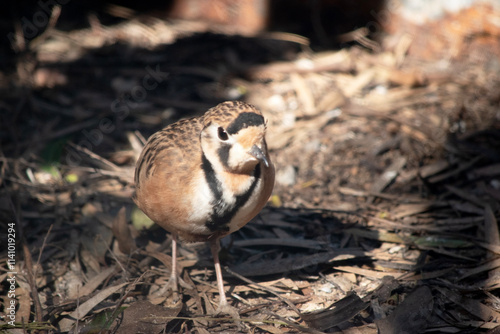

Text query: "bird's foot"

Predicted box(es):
[166, 276, 181, 301]
[150, 274, 181, 305]
[213, 301, 240, 320]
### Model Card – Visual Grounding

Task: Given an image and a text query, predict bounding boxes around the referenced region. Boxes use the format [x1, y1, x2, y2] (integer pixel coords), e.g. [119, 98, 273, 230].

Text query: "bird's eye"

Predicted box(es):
[218, 127, 229, 141]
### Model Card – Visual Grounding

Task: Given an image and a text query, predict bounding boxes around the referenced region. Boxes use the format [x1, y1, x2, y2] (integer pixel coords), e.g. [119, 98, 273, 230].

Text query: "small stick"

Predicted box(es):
[225, 267, 301, 316]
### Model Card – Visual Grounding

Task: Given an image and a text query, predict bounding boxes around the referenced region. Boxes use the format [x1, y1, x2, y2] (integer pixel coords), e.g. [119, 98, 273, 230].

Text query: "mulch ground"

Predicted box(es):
[1, 4, 500, 333]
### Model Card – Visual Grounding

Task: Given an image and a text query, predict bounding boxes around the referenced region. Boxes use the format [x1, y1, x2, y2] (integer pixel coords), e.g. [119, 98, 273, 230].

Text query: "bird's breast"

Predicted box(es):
[182, 162, 267, 238]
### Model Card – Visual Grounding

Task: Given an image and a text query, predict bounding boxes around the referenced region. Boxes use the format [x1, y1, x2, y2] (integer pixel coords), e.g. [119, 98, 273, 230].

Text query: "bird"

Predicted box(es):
[134, 100, 275, 316]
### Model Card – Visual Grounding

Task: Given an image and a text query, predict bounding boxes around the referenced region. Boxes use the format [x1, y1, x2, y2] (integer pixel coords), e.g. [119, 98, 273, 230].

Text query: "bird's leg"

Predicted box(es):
[210, 239, 226, 304]
[168, 233, 178, 293]
[153, 233, 180, 303]
[210, 238, 239, 318]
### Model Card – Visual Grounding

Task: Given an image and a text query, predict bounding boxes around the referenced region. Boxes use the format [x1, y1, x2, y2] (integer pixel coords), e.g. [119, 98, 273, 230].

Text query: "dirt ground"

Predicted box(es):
[1, 2, 500, 333]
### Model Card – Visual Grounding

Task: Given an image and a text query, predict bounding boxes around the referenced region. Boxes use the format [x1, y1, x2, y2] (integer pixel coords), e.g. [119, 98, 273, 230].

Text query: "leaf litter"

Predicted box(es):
[1, 3, 500, 333]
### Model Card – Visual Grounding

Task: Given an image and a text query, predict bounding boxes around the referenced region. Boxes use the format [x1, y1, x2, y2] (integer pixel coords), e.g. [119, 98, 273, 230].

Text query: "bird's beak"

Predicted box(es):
[248, 145, 269, 168]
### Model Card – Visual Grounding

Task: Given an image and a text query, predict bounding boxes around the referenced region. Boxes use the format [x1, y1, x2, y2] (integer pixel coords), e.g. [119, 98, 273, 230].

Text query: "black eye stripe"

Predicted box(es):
[226, 112, 264, 135]
[217, 145, 230, 169]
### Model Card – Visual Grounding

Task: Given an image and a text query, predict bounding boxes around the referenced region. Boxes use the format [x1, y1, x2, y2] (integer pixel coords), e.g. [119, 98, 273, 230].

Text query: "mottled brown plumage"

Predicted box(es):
[134, 101, 275, 315]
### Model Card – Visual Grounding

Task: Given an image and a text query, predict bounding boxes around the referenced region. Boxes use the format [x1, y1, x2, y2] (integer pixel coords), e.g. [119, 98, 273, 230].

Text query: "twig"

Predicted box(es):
[262, 310, 326, 334]
[225, 267, 302, 316]
[68, 142, 121, 171]
[34, 224, 53, 278]
[74, 286, 80, 333]
[261, 31, 310, 47]
[484, 205, 500, 279]
[98, 234, 128, 277]
[11, 19, 25, 53]
[29, 5, 62, 49]
[105, 271, 150, 330]
[160, 315, 290, 326]
[337, 27, 380, 52]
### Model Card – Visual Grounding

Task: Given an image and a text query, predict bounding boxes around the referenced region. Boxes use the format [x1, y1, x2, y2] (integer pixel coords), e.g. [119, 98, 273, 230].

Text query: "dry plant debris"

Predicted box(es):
[1, 3, 500, 333]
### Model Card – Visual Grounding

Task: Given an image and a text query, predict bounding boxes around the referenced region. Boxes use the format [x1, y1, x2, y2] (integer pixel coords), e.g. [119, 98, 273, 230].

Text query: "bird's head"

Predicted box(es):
[201, 101, 270, 174]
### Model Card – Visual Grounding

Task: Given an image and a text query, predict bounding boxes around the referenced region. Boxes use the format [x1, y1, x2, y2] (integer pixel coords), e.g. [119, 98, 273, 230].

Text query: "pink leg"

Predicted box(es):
[152, 233, 180, 302]
[169, 233, 178, 292]
[210, 239, 239, 317]
[210, 239, 227, 307]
